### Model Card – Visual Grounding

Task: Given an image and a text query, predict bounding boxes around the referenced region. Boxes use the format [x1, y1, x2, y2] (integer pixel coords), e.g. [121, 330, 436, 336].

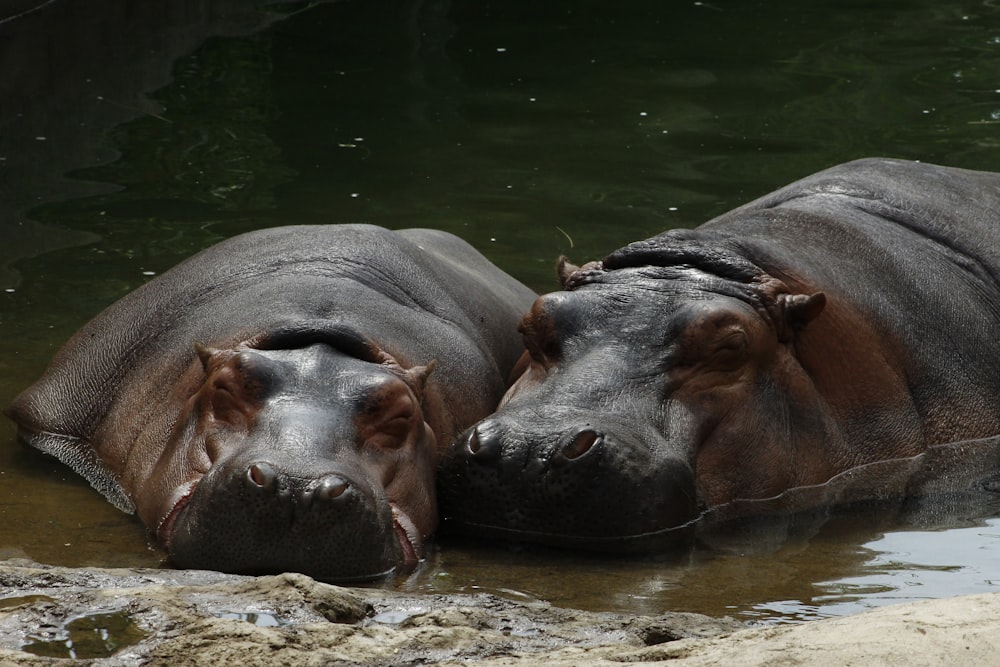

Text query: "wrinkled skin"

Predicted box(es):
[7, 225, 535, 580]
[438, 158, 1000, 551]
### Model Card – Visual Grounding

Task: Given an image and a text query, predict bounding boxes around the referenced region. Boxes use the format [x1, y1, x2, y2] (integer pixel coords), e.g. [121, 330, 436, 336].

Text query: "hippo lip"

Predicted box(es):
[158, 482, 420, 571]
[390, 504, 422, 566]
[156, 480, 199, 549]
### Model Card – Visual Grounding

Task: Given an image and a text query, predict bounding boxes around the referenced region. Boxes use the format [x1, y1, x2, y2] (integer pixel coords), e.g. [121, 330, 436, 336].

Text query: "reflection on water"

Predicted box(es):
[812, 520, 1000, 617]
[20, 610, 147, 660]
[2, 0, 1000, 624]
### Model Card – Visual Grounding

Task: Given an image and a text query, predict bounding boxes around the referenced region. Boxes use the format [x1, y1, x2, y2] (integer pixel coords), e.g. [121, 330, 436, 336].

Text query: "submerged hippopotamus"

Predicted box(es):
[7, 224, 535, 580]
[439, 158, 1000, 551]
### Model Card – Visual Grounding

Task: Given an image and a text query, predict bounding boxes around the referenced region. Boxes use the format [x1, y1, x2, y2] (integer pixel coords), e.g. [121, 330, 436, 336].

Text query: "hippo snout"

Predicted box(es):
[466, 422, 602, 465]
[165, 459, 403, 581]
[244, 462, 352, 512]
[440, 415, 701, 552]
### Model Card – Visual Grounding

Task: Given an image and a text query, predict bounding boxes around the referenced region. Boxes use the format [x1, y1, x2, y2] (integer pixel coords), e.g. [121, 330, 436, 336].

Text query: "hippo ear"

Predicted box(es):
[557, 256, 579, 288]
[405, 359, 437, 397]
[779, 292, 826, 339]
[194, 342, 221, 371]
[557, 256, 605, 290]
[374, 348, 436, 397]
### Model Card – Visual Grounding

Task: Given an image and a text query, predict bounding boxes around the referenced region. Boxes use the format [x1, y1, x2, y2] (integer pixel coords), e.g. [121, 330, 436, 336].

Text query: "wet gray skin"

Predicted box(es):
[439, 268, 719, 551]
[439, 159, 1000, 551]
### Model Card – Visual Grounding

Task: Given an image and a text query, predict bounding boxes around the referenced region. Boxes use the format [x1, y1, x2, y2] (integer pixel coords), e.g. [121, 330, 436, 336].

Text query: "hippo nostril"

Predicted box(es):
[246, 462, 277, 490]
[467, 428, 481, 454]
[314, 475, 350, 501]
[561, 429, 601, 461]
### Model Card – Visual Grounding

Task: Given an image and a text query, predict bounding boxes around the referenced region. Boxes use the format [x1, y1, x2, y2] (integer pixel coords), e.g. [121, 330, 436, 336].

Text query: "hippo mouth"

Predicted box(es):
[391, 504, 423, 568]
[156, 480, 198, 549]
[157, 479, 422, 574]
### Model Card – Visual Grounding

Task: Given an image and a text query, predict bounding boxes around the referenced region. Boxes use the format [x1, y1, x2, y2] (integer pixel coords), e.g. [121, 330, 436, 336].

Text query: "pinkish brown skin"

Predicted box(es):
[143, 341, 442, 578]
[144, 346, 438, 542]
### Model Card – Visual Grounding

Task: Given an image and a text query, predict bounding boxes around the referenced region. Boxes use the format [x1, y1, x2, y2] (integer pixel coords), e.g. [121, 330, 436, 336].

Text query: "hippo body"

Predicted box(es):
[439, 158, 1000, 550]
[7, 224, 536, 580]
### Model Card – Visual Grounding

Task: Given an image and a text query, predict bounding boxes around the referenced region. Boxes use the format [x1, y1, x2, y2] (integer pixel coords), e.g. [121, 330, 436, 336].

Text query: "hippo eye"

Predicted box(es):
[359, 380, 420, 450]
[519, 317, 561, 366]
[525, 334, 561, 367]
[708, 331, 748, 369]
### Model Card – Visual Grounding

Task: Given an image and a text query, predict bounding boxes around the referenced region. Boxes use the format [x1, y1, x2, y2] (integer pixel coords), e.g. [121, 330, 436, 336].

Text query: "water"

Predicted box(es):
[2, 0, 1000, 623]
[20, 610, 147, 659]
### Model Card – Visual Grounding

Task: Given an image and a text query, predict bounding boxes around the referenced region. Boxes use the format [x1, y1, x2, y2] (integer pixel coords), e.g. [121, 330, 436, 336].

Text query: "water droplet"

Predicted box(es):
[215, 611, 287, 627]
[372, 610, 420, 624]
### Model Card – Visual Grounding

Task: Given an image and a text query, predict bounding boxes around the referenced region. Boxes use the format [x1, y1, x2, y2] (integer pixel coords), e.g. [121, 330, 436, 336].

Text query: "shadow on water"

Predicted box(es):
[2, 0, 1000, 624]
[0, 0, 323, 290]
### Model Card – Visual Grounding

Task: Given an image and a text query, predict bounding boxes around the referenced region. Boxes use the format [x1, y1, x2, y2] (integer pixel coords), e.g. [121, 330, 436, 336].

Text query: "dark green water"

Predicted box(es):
[2, 0, 999, 623]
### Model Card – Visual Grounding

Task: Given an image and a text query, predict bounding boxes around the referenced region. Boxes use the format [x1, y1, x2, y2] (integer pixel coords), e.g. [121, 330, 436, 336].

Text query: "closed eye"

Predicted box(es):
[707, 331, 748, 369]
[519, 315, 561, 366]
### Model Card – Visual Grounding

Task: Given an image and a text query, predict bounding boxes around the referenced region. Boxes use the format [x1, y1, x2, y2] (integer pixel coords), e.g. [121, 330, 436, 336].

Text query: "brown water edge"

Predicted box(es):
[5, 405, 999, 623]
[3, 560, 997, 666]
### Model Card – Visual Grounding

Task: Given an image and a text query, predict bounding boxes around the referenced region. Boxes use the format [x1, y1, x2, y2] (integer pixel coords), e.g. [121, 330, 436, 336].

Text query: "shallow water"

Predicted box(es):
[2, 0, 1000, 623]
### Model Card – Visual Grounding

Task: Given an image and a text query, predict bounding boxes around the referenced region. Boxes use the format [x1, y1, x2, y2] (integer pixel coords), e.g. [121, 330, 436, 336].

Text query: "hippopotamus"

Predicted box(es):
[6, 224, 535, 580]
[438, 158, 1000, 551]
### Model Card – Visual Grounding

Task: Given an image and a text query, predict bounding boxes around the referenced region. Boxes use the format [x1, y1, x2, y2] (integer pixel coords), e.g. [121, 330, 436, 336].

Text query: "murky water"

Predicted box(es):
[2, 0, 1000, 623]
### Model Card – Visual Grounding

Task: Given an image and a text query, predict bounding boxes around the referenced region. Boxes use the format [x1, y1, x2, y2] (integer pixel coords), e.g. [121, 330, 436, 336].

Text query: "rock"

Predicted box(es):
[3, 559, 998, 665]
[0, 560, 740, 665]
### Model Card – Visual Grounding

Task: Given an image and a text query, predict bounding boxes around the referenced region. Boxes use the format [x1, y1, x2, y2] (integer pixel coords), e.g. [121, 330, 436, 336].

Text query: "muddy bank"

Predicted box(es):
[1, 560, 998, 665]
[0, 560, 739, 665]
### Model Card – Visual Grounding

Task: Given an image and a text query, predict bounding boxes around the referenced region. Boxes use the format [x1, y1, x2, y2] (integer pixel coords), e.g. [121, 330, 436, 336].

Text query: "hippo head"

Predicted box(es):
[144, 326, 437, 581]
[439, 236, 830, 551]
